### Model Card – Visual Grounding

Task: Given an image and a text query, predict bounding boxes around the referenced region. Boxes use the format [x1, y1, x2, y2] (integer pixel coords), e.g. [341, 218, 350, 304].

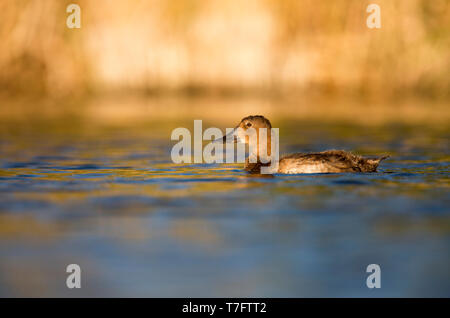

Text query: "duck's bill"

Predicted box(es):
[213, 128, 238, 144]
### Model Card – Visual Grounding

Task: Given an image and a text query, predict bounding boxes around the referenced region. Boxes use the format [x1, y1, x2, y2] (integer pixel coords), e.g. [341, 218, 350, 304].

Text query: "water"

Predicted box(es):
[0, 97, 449, 297]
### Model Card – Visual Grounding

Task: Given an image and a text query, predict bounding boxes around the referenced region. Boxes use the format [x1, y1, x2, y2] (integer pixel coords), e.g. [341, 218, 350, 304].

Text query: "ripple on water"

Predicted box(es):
[0, 112, 448, 297]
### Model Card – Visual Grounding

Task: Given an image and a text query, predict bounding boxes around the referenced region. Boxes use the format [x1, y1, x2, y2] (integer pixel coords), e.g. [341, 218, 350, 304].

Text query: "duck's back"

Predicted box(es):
[278, 150, 388, 174]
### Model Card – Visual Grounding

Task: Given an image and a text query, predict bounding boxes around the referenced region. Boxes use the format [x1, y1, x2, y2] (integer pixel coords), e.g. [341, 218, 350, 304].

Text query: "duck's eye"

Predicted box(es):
[246, 122, 252, 127]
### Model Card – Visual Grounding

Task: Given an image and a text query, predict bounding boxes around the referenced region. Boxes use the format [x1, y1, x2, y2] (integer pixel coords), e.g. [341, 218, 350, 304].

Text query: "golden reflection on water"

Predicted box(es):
[0, 96, 449, 296]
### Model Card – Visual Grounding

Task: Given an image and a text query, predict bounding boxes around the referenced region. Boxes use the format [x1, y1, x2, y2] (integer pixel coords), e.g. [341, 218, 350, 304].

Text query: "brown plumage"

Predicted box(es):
[277, 150, 389, 174]
[222, 115, 389, 174]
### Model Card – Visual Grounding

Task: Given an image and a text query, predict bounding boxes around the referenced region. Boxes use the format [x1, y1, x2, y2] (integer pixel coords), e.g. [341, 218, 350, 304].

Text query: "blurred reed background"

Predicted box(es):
[0, 0, 449, 99]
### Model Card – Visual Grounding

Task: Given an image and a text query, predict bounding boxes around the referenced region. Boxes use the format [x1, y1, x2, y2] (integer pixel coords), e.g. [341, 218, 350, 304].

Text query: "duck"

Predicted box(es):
[216, 115, 389, 174]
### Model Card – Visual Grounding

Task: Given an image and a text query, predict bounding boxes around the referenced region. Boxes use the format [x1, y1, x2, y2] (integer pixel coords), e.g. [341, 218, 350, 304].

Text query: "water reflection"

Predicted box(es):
[0, 97, 449, 297]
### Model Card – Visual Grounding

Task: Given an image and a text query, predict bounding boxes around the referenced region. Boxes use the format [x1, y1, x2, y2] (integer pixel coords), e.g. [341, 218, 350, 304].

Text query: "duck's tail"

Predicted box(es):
[364, 154, 390, 172]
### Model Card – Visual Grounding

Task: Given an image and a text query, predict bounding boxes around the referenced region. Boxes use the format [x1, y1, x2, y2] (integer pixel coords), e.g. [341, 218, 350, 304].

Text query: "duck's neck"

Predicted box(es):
[250, 131, 272, 161]
[244, 159, 272, 173]
[245, 132, 274, 173]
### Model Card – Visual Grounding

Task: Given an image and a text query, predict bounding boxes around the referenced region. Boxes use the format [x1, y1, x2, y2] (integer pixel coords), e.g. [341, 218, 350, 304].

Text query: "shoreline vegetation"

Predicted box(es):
[0, 94, 449, 127]
[0, 0, 448, 99]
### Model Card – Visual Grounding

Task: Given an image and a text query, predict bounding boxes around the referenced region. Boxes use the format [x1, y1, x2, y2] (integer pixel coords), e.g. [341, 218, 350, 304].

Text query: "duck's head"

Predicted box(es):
[217, 115, 272, 144]
[237, 115, 272, 131]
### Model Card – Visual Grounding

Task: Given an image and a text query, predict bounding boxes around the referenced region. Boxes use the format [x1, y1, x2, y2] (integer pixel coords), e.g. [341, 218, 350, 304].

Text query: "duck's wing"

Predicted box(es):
[279, 150, 390, 173]
[279, 150, 361, 173]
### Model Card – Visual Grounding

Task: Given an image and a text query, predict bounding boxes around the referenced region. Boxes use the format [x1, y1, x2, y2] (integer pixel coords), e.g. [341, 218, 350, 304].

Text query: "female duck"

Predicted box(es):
[218, 115, 389, 174]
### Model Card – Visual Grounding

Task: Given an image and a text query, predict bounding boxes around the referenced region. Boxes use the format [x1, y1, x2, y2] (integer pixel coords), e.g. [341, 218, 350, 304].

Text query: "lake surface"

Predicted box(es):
[0, 96, 449, 297]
